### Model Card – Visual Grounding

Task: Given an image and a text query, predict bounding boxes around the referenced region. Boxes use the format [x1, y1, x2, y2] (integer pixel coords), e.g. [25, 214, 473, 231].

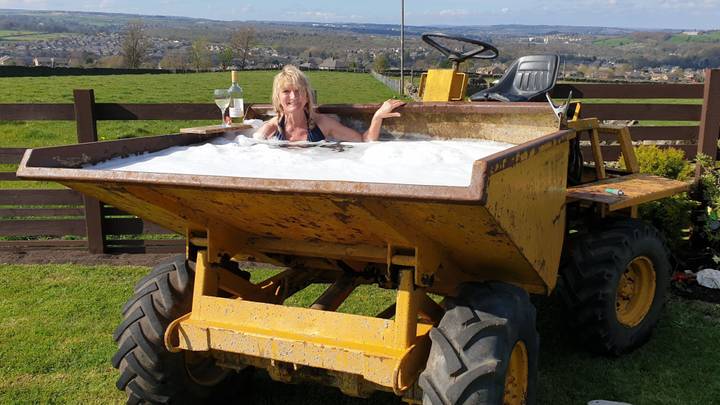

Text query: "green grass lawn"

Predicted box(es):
[0, 30, 77, 41]
[0, 71, 396, 104]
[0, 263, 718, 404]
[592, 37, 634, 47]
[670, 31, 720, 43]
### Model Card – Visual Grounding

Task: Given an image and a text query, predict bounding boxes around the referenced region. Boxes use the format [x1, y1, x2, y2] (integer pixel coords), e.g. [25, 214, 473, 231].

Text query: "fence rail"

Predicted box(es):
[1, 69, 719, 254]
[371, 70, 402, 93]
[550, 71, 719, 161]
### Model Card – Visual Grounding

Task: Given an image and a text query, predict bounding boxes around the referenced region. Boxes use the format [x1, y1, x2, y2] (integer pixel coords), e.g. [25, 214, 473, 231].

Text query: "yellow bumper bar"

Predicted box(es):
[165, 251, 433, 394]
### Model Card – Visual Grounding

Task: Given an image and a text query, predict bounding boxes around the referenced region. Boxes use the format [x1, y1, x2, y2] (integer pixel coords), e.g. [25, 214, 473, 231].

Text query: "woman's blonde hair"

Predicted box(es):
[271, 65, 316, 120]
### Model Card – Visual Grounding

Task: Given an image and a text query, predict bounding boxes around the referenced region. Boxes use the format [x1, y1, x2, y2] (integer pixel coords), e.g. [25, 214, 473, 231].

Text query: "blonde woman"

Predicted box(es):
[255, 65, 405, 142]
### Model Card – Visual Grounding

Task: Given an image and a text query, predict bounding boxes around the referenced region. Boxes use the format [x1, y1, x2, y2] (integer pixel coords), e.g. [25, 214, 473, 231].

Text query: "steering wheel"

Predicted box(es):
[421, 33, 499, 65]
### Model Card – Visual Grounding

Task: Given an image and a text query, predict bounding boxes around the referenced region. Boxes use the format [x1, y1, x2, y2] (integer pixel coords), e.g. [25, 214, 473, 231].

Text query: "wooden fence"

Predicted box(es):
[0, 89, 223, 254]
[553, 70, 720, 161]
[1, 69, 719, 254]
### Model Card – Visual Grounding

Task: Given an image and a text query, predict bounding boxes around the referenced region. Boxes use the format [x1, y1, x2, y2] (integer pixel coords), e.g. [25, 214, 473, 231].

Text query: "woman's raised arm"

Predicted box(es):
[319, 99, 406, 142]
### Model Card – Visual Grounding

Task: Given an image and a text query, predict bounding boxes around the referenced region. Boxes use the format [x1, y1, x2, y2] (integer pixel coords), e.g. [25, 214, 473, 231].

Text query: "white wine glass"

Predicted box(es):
[213, 89, 231, 127]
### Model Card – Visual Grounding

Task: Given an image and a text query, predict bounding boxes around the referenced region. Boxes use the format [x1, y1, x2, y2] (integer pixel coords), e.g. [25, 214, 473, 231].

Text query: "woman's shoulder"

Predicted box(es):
[313, 112, 341, 127]
[262, 116, 280, 129]
[255, 117, 280, 139]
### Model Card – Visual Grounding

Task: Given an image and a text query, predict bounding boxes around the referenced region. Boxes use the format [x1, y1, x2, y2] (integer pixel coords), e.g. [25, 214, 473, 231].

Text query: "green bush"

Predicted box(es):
[619, 145, 696, 250]
[695, 153, 720, 249]
[620, 145, 694, 180]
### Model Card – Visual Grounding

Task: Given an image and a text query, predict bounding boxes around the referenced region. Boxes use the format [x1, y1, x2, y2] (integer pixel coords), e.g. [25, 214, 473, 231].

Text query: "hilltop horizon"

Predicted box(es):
[1, 1, 718, 32]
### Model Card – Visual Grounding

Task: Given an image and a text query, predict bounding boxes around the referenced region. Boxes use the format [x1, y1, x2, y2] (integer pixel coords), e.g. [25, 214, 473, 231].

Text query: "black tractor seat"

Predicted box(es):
[470, 54, 560, 102]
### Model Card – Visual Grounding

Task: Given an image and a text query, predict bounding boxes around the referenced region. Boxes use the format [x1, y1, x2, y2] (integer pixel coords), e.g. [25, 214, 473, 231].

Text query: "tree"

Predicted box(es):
[160, 49, 190, 70]
[97, 55, 124, 68]
[373, 53, 388, 73]
[189, 38, 211, 71]
[218, 47, 234, 69]
[121, 20, 149, 68]
[230, 27, 255, 69]
[68, 50, 86, 67]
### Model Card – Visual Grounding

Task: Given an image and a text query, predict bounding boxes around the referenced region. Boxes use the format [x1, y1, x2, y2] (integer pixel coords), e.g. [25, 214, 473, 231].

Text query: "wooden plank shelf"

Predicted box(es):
[180, 123, 251, 134]
[566, 174, 691, 211]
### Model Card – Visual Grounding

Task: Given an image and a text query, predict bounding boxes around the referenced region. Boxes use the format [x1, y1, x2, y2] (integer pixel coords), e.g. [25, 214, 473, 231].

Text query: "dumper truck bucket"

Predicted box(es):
[18, 103, 572, 295]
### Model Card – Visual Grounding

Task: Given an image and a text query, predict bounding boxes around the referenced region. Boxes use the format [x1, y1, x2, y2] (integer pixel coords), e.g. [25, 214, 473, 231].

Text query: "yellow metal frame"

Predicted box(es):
[166, 232, 444, 396]
[566, 118, 644, 218]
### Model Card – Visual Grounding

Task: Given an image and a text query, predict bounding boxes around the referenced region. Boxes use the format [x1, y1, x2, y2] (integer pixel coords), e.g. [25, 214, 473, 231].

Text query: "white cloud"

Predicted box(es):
[658, 0, 719, 8]
[95, 0, 116, 10]
[0, 0, 48, 7]
[573, 0, 718, 10]
[501, 7, 510, 13]
[281, 9, 364, 22]
[284, 10, 340, 21]
[438, 9, 470, 17]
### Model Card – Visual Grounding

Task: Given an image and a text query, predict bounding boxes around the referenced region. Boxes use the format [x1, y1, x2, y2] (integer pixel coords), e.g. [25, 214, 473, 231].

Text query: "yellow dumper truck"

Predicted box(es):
[17, 35, 690, 405]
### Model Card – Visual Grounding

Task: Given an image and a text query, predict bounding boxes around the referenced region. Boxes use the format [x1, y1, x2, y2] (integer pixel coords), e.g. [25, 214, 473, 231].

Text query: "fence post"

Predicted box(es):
[696, 69, 720, 175]
[73, 89, 106, 254]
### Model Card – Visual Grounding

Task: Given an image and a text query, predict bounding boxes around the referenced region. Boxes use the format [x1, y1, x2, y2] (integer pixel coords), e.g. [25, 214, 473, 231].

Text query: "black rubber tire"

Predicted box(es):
[559, 218, 671, 355]
[112, 256, 230, 404]
[418, 282, 539, 405]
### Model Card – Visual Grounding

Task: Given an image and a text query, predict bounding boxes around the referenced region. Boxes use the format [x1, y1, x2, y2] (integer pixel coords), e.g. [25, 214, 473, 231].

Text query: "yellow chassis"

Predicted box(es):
[165, 238, 444, 399]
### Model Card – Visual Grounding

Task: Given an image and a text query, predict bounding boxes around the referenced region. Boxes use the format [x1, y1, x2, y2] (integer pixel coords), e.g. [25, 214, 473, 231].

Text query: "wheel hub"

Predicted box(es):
[616, 256, 656, 327]
[503, 340, 529, 405]
[184, 351, 230, 386]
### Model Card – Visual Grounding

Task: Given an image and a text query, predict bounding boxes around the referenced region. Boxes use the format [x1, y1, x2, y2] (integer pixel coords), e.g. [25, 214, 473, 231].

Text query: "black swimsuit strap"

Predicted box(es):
[274, 114, 325, 141]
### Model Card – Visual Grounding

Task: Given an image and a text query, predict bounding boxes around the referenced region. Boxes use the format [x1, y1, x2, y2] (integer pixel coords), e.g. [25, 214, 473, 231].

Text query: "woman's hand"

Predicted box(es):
[373, 99, 406, 121]
[323, 99, 406, 142]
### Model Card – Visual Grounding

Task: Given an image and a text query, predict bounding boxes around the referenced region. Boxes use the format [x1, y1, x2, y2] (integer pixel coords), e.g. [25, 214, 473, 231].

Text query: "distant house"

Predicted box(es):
[624, 70, 646, 81]
[476, 65, 505, 76]
[318, 58, 347, 70]
[0, 56, 32, 66]
[299, 62, 317, 70]
[32, 57, 69, 68]
[596, 68, 620, 80]
[528, 36, 548, 44]
[564, 70, 585, 80]
[650, 72, 669, 82]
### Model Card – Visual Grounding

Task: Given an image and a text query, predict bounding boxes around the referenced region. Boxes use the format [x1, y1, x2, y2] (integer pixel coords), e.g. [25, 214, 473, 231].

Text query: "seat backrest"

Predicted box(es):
[470, 54, 560, 102]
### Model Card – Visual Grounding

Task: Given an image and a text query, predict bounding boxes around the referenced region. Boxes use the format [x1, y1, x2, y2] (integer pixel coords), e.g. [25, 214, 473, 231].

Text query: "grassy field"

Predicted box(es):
[670, 31, 720, 43]
[592, 37, 634, 47]
[0, 30, 76, 41]
[0, 263, 718, 404]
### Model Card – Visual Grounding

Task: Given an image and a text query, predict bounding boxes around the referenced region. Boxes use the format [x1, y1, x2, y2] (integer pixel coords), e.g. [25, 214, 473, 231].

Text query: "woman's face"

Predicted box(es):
[279, 85, 307, 113]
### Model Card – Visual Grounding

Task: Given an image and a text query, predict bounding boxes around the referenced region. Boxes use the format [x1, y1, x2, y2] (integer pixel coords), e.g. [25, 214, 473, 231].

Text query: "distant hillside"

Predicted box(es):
[0, 8, 661, 38]
[1, 8, 718, 71]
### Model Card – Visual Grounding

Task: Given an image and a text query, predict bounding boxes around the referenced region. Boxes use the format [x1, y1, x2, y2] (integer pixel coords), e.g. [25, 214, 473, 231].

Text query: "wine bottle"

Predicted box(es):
[228, 70, 244, 123]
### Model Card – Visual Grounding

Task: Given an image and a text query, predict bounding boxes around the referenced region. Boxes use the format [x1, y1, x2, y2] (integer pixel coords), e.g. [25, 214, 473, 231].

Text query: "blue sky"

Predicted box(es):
[3, 0, 720, 30]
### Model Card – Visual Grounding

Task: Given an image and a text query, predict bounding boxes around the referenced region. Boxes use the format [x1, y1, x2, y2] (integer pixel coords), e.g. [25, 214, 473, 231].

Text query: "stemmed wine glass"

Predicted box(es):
[213, 89, 231, 127]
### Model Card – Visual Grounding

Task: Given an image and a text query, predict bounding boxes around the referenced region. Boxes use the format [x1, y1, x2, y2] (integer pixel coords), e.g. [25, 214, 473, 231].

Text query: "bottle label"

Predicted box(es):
[229, 98, 244, 118]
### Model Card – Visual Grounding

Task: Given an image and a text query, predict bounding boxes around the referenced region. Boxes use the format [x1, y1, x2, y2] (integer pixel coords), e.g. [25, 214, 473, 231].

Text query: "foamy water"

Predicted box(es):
[86, 133, 514, 187]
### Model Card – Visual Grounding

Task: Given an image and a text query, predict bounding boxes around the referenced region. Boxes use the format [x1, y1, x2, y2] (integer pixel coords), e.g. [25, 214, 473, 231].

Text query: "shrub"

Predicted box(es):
[695, 153, 720, 250]
[620, 145, 694, 180]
